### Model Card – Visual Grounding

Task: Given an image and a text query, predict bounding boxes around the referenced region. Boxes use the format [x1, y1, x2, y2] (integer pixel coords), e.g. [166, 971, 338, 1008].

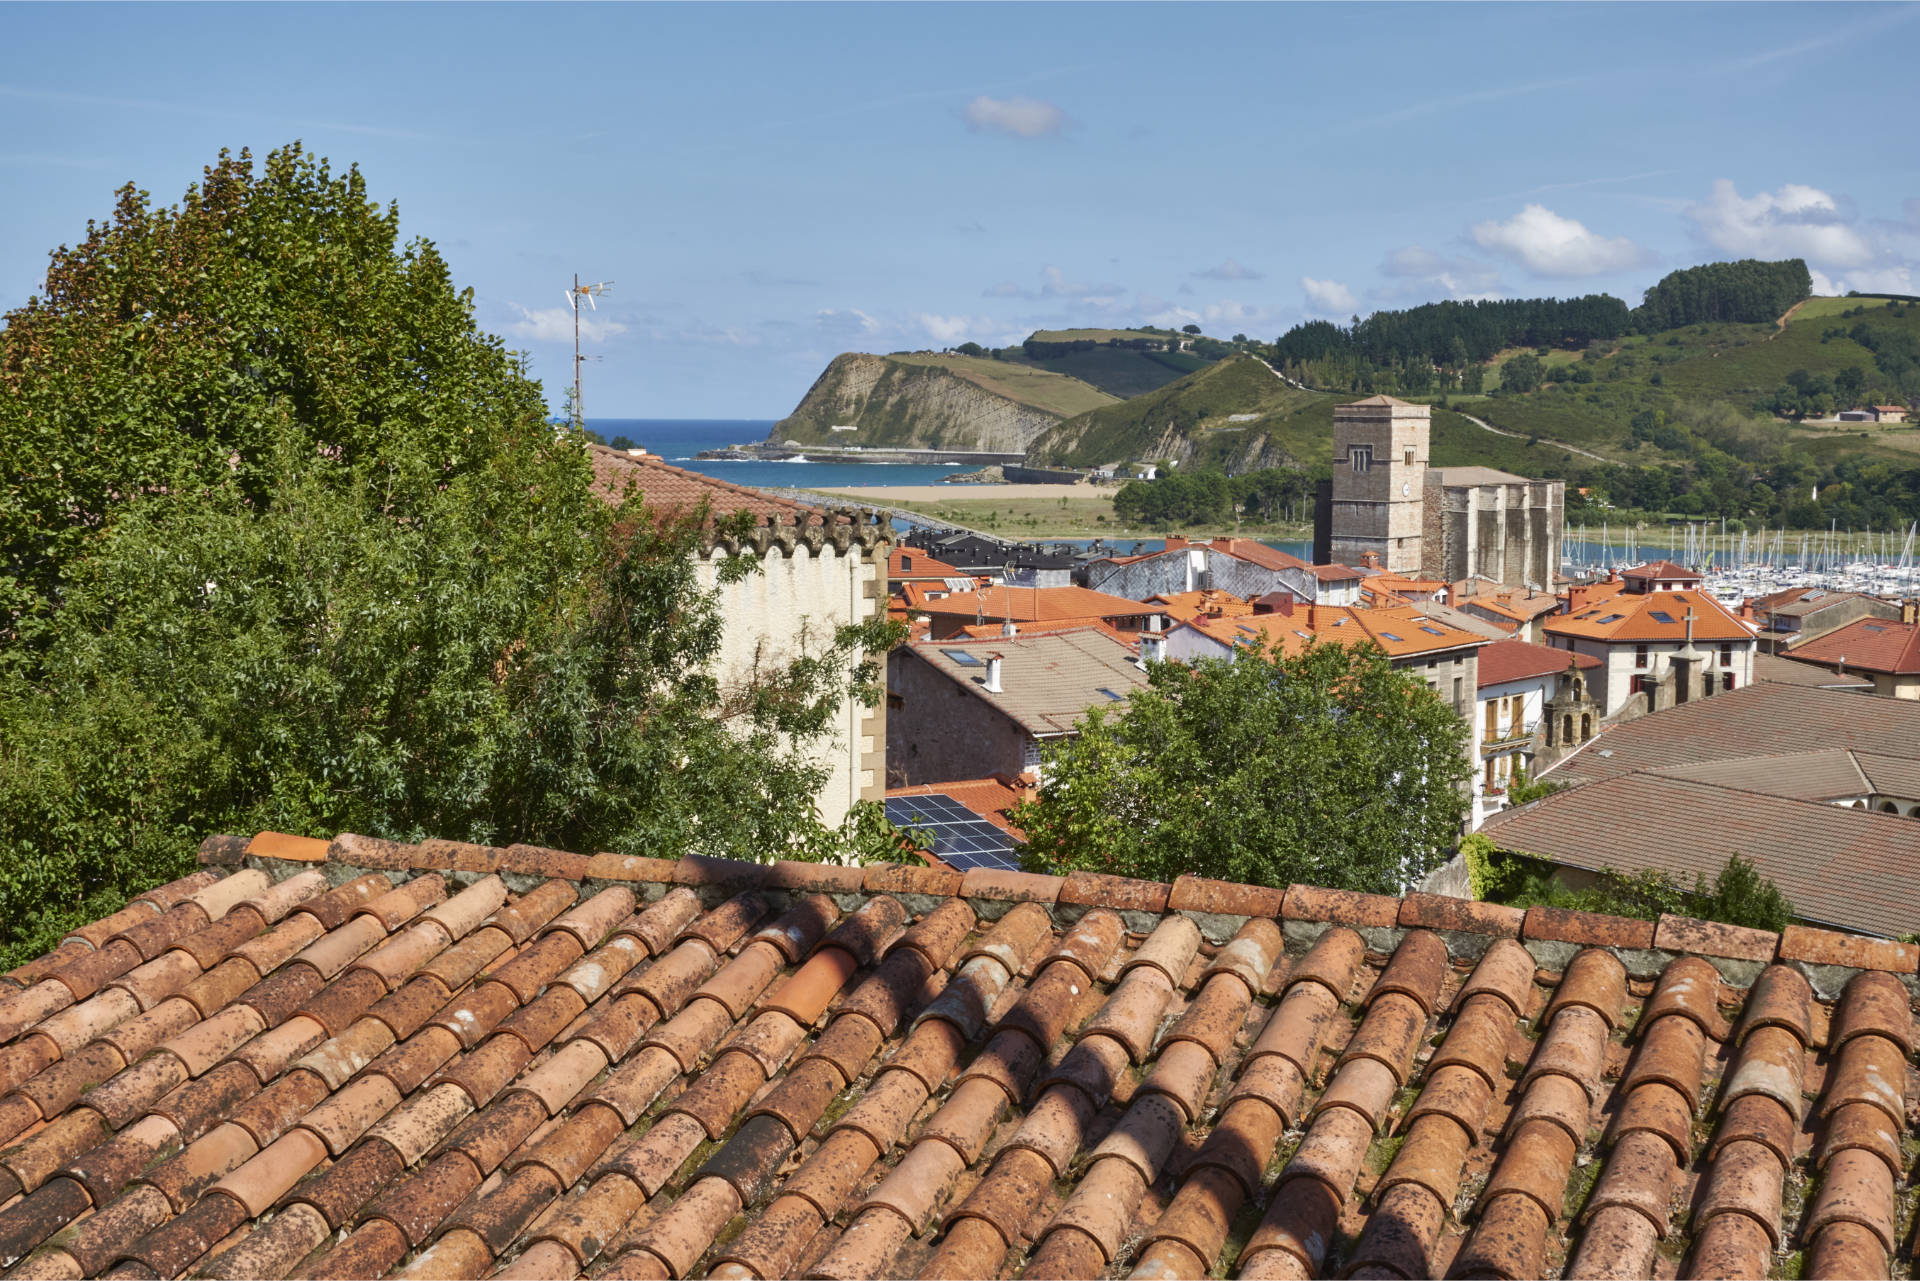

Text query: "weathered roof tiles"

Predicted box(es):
[0, 831, 1917, 1281]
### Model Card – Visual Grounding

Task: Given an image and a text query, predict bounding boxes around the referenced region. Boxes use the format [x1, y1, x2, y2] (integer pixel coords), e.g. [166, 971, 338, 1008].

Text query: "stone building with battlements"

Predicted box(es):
[1314, 396, 1563, 590]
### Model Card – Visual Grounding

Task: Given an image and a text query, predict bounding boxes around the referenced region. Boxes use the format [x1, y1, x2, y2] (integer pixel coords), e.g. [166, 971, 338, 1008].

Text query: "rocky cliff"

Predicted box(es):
[770, 354, 1066, 452]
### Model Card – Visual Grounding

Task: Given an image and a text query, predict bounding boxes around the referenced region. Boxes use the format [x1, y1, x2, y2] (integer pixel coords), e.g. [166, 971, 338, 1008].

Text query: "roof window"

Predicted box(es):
[1650, 610, 1676, 624]
[1419, 625, 1446, 636]
[1596, 614, 1625, 625]
[941, 649, 983, 666]
[1097, 687, 1124, 701]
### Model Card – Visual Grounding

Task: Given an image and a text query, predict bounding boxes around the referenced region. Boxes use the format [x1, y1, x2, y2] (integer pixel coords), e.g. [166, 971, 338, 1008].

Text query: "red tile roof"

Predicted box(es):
[1620, 559, 1701, 582]
[1207, 537, 1311, 573]
[887, 547, 965, 580]
[587, 446, 847, 526]
[1780, 616, 1920, 676]
[1475, 638, 1600, 688]
[1180, 604, 1491, 660]
[2, 835, 1908, 1281]
[1544, 588, 1754, 644]
[911, 584, 1157, 623]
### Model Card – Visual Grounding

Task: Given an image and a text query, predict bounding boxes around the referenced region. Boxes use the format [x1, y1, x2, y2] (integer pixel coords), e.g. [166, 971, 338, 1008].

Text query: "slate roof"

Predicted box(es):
[1781, 617, 1920, 677]
[1753, 653, 1873, 690]
[906, 630, 1149, 737]
[4, 833, 1918, 1281]
[1549, 682, 1920, 787]
[1481, 771, 1920, 937]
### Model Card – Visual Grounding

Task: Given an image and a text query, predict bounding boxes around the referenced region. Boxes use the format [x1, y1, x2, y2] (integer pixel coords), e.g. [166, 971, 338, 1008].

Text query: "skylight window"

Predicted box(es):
[941, 649, 983, 666]
[1650, 610, 1676, 624]
[1864, 624, 1886, 632]
[1097, 687, 1124, 701]
[1419, 625, 1446, 636]
[1379, 632, 1405, 642]
[1597, 614, 1625, 624]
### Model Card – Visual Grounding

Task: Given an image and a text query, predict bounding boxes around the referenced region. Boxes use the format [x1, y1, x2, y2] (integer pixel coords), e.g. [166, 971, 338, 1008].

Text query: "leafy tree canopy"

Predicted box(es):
[1015, 639, 1471, 893]
[0, 145, 904, 967]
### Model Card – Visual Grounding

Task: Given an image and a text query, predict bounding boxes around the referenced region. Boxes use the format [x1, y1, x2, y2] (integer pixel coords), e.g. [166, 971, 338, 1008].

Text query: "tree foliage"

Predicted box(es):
[1632, 258, 1812, 330]
[1014, 639, 1471, 893]
[1471, 842, 1793, 932]
[0, 145, 904, 967]
[1272, 294, 1630, 393]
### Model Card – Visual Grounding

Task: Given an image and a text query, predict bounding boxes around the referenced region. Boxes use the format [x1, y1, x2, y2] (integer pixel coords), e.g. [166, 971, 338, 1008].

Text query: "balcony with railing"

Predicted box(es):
[1481, 720, 1537, 754]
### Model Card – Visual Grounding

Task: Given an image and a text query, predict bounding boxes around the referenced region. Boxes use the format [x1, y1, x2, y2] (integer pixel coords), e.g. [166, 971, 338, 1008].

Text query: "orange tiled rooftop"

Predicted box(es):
[1, 834, 1915, 1280]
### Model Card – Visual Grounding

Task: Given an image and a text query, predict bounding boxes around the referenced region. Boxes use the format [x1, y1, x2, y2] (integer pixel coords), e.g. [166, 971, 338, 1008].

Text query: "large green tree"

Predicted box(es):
[1016, 639, 1471, 893]
[0, 145, 901, 967]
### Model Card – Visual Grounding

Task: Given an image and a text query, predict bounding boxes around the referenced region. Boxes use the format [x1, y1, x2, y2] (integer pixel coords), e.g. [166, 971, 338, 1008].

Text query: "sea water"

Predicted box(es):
[590, 418, 963, 489]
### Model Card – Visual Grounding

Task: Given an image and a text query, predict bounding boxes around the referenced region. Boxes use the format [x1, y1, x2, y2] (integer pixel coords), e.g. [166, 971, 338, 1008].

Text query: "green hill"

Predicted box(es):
[771, 351, 1118, 451]
[1026, 354, 1591, 475]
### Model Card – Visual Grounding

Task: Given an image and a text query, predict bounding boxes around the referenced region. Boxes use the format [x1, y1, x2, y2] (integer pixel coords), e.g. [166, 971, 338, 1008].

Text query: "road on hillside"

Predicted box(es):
[1454, 412, 1609, 463]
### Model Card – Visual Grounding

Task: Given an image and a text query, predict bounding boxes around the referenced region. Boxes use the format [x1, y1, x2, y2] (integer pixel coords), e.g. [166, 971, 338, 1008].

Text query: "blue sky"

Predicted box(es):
[3, 2, 1917, 417]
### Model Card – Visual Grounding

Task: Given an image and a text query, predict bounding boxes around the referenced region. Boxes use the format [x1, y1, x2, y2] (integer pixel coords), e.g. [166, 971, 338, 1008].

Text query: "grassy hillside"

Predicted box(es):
[1026, 356, 1322, 467]
[1462, 301, 1920, 466]
[1029, 327, 1169, 343]
[1018, 345, 1207, 398]
[887, 352, 1118, 418]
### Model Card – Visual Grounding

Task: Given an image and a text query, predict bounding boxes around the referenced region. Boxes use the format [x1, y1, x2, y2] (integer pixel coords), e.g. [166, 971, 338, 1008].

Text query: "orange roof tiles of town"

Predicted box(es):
[1183, 604, 1489, 659]
[1620, 559, 1701, 580]
[1544, 588, 1754, 643]
[1782, 616, 1920, 676]
[1145, 590, 1253, 619]
[586, 446, 848, 526]
[887, 547, 965, 579]
[1, 833, 1917, 1281]
[911, 584, 1157, 622]
[1475, 637, 1600, 688]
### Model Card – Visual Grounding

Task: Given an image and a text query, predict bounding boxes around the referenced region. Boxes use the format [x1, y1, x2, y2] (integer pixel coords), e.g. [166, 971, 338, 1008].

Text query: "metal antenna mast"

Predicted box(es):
[565, 274, 614, 430]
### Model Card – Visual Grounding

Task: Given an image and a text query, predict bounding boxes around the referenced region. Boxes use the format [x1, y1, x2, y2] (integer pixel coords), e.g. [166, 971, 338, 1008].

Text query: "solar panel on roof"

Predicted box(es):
[884, 794, 1024, 872]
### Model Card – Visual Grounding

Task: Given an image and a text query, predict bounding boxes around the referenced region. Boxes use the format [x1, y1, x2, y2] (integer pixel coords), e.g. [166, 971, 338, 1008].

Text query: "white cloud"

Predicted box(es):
[1470, 204, 1650, 277]
[814, 308, 878, 339]
[915, 313, 1009, 346]
[1301, 277, 1357, 315]
[1820, 265, 1917, 297]
[1379, 245, 1503, 299]
[1195, 259, 1264, 282]
[507, 305, 626, 344]
[963, 95, 1066, 139]
[1686, 179, 1875, 268]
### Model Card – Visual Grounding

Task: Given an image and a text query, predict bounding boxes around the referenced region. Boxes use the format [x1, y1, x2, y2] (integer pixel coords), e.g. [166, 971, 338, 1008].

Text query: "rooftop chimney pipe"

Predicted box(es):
[985, 653, 1003, 694]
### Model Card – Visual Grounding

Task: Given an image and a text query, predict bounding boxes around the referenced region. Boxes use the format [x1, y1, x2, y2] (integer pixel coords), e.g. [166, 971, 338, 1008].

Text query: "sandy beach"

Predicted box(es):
[806, 483, 1098, 502]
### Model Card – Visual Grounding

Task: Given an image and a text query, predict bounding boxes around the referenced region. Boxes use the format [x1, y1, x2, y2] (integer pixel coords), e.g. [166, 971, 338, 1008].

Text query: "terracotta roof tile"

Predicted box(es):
[11, 833, 1920, 1280]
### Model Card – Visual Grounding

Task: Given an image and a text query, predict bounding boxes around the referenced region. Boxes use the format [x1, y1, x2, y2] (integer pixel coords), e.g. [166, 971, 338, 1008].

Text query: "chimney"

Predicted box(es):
[1141, 633, 1167, 664]
[1360, 550, 1381, 571]
[1147, 614, 1163, 633]
[1307, 603, 1318, 630]
[1567, 584, 1590, 614]
[1001, 618, 1017, 637]
[1165, 535, 1188, 551]
[1276, 595, 1294, 618]
[1904, 599, 1919, 626]
[985, 653, 1003, 694]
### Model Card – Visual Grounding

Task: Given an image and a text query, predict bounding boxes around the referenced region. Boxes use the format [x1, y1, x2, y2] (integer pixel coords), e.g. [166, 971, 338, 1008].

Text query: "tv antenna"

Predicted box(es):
[565, 275, 614, 430]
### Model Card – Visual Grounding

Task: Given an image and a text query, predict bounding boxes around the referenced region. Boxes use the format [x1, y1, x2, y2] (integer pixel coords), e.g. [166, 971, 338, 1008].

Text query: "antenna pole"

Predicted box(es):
[563, 276, 614, 433]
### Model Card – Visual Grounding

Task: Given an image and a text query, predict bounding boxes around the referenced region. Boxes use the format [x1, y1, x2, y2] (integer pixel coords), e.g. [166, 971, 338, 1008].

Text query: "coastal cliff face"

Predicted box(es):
[771, 354, 1062, 452]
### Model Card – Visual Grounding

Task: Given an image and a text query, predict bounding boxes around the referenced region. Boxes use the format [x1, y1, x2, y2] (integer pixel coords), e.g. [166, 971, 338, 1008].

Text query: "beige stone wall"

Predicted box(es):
[695, 537, 888, 827]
